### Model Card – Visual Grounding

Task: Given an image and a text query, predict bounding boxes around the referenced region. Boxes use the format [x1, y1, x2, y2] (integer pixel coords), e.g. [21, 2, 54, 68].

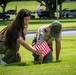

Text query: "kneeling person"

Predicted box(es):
[32, 21, 62, 62]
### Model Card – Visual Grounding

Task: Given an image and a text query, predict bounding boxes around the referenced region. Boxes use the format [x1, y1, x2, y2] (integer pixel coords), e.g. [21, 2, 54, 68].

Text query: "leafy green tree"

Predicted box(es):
[0, 0, 9, 13]
[36, 0, 65, 18]
[0, 0, 19, 13]
[0, 0, 65, 18]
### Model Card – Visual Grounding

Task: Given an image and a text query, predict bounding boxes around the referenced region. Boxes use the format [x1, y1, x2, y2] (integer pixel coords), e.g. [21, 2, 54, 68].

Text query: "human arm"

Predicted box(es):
[16, 51, 21, 61]
[18, 37, 43, 62]
[55, 39, 61, 61]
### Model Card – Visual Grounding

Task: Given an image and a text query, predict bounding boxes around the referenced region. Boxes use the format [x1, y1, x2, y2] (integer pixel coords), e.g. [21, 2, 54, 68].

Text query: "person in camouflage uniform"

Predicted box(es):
[32, 21, 62, 62]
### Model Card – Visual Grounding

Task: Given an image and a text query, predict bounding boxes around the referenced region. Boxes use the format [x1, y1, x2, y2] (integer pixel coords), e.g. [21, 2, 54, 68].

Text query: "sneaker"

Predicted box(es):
[0, 54, 5, 63]
[0, 60, 7, 65]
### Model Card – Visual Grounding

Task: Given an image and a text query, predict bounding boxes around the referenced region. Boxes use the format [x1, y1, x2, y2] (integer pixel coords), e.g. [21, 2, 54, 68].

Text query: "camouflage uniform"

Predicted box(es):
[32, 23, 62, 62]
[0, 27, 27, 64]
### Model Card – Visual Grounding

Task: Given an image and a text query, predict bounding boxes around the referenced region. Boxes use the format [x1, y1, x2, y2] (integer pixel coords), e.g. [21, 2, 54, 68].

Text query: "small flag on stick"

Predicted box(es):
[35, 34, 51, 57]
[36, 3, 43, 10]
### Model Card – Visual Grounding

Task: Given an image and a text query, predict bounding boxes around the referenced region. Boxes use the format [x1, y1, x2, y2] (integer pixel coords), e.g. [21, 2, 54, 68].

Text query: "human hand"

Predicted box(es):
[35, 50, 43, 63]
[16, 51, 21, 60]
[39, 55, 43, 63]
[35, 50, 42, 56]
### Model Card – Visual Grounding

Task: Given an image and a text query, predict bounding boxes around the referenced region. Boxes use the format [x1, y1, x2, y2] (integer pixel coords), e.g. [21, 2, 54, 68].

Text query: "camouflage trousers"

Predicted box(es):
[0, 41, 21, 64]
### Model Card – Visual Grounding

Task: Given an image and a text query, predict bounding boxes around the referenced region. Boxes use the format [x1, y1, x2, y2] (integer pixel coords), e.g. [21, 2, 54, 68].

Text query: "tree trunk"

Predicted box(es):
[36, 0, 65, 18]
[45, 2, 55, 18]
[59, 2, 62, 18]
[0, 3, 7, 13]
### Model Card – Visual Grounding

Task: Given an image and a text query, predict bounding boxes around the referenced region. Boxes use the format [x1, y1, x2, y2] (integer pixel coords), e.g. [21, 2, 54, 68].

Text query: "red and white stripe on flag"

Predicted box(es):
[35, 41, 51, 57]
[36, 3, 43, 11]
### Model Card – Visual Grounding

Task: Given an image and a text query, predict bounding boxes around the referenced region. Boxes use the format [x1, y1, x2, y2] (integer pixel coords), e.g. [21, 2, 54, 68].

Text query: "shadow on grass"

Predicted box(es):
[0, 20, 12, 26]
[5, 60, 61, 66]
[32, 60, 62, 64]
[62, 38, 76, 41]
[5, 62, 27, 66]
[0, 18, 76, 26]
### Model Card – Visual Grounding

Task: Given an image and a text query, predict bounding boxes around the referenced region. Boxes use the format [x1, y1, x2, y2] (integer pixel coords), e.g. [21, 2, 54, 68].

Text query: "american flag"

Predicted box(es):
[36, 3, 43, 11]
[35, 34, 51, 57]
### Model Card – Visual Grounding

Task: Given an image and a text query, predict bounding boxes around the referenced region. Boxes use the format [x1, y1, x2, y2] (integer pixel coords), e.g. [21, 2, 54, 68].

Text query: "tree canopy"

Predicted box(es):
[0, 0, 10, 12]
[0, 0, 65, 18]
[36, 0, 65, 18]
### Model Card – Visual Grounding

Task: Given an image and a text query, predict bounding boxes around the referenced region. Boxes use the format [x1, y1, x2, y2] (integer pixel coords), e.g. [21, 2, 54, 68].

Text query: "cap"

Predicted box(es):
[50, 21, 62, 38]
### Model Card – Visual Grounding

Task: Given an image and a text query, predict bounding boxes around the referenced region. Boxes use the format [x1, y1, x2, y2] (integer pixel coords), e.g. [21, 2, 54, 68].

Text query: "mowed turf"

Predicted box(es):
[0, 36, 76, 75]
[0, 1, 76, 75]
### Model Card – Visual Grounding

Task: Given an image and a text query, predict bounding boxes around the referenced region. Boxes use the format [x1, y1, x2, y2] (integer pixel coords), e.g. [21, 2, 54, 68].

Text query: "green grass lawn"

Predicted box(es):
[0, 36, 76, 75]
[0, 1, 76, 31]
[0, 1, 76, 19]
[0, 1, 38, 12]
[0, 1, 76, 75]
[0, 1, 76, 12]
[0, 18, 76, 31]
[62, 1, 76, 9]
